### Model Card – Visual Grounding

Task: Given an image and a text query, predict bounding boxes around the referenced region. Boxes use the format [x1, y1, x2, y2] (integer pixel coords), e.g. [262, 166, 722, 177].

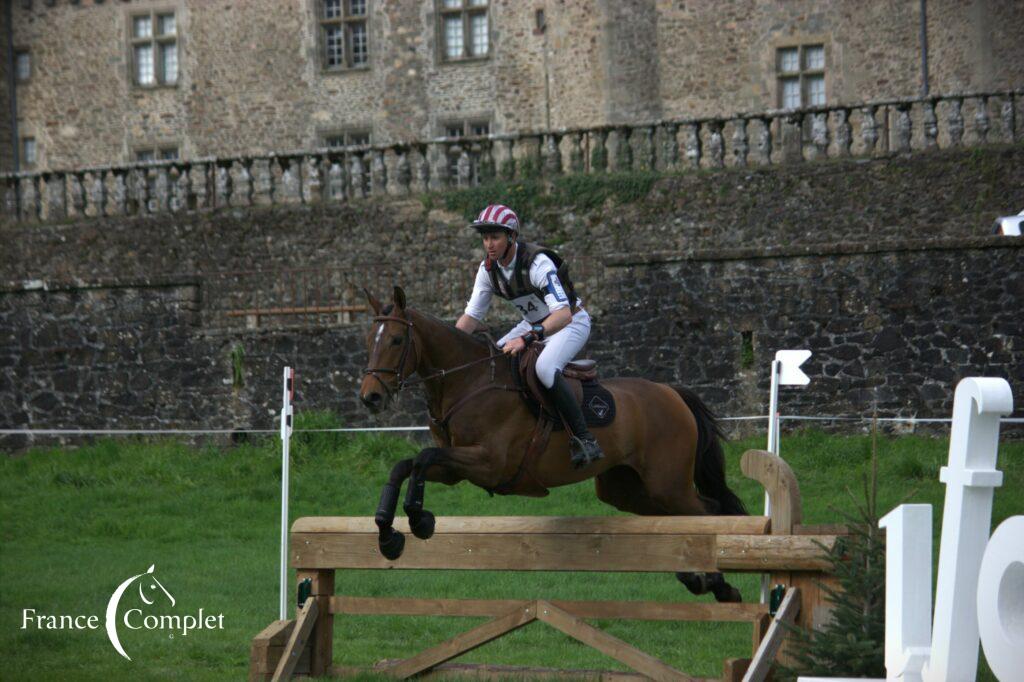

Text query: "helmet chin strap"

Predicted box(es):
[499, 233, 515, 264]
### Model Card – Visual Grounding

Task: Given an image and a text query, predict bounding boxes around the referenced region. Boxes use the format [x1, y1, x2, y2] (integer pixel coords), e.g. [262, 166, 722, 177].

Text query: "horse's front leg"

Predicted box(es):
[402, 444, 494, 541]
[375, 458, 414, 560]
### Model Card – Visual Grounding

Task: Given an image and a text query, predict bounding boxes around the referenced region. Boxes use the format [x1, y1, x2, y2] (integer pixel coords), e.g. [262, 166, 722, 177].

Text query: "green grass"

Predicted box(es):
[1, 423, 1021, 681]
[432, 171, 662, 225]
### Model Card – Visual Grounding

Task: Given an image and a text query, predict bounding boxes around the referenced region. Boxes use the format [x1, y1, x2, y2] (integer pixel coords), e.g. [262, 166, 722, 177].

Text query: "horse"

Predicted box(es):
[358, 286, 749, 602]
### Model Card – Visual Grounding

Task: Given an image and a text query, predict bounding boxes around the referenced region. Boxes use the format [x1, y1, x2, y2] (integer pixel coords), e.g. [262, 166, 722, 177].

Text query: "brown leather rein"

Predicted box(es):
[363, 313, 547, 497]
[362, 315, 521, 428]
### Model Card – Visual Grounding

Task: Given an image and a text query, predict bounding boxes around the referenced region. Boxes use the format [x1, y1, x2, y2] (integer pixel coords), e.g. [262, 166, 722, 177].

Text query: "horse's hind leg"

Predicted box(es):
[639, 423, 744, 603]
[595, 465, 664, 514]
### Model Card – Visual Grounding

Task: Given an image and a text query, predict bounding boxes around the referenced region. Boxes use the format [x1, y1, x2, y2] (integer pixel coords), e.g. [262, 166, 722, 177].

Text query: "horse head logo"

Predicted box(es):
[104, 564, 175, 661]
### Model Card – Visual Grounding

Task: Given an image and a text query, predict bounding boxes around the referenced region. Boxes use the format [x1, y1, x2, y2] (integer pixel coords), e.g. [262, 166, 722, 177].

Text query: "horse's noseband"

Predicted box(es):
[363, 315, 419, 399]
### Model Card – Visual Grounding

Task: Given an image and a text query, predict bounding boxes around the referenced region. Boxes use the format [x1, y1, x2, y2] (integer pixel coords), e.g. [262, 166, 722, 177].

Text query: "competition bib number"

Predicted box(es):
[511, 293, 550, 323]
[515, 300, 538, 316]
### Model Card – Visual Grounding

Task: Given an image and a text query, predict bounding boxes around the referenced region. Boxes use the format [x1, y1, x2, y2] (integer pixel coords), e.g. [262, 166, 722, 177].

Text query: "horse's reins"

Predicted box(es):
[362, 312, 547, 497]
[362, 314, 512, 397]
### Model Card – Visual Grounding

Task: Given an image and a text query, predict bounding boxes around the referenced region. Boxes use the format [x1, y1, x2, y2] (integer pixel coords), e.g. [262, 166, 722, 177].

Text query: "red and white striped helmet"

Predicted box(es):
[470, 204, 520, 235]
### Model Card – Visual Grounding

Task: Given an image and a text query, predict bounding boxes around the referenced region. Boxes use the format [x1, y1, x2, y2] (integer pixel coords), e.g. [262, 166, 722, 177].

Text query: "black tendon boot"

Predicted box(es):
[548, 371, 604, 468]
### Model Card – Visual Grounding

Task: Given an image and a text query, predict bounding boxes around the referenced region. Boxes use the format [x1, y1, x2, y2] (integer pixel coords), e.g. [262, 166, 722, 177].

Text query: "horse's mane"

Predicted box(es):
[405, 306, 498, 353]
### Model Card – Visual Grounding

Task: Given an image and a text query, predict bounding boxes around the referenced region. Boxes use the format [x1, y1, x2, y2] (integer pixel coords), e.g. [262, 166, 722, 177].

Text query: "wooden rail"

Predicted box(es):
[227, 304, 368, 328]
[250, 450, 844, 682]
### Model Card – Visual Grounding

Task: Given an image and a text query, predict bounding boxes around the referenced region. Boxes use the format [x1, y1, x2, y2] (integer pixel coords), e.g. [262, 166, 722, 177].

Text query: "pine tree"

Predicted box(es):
[776, 417, 887, 680]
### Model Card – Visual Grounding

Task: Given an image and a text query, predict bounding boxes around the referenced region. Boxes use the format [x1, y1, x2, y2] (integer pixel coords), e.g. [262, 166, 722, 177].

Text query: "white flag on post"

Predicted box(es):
[776, 349, 812, 386]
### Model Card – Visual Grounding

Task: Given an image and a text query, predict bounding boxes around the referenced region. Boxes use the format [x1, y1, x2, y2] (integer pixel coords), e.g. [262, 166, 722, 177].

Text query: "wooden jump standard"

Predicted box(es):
[250, 450, 844, 682]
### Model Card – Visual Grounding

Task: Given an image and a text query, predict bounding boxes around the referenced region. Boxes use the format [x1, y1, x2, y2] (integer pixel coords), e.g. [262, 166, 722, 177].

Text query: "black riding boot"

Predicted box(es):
[548, 371, 604, 469]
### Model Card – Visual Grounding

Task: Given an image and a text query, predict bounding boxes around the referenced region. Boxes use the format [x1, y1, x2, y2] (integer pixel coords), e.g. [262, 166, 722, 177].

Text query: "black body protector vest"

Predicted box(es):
[485, 241, 579, 323]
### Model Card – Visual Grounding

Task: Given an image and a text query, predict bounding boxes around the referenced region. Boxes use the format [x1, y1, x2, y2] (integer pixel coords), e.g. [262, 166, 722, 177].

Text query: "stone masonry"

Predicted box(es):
[3, 0, 1023, 172]
[0, 146, 1021, 450]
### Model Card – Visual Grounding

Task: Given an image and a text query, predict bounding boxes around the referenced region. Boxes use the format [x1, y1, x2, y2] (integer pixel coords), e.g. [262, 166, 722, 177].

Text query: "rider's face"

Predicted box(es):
[482, 230, 512, 261]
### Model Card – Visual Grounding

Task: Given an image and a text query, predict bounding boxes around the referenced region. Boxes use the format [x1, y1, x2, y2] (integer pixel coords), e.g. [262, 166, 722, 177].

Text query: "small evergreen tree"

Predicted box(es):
[777, 417, 888, 680]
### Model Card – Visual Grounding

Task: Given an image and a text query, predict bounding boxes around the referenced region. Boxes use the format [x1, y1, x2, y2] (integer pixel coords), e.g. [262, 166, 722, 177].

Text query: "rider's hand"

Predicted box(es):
[503, 336, 527, 355]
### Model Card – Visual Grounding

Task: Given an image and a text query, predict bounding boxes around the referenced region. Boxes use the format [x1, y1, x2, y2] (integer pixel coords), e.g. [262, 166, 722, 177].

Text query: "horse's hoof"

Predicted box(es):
[379, 530, 406, 560]
[676, 571, 709, 595]
[713, 585, 743, 603]
[410, 510, 436, 540]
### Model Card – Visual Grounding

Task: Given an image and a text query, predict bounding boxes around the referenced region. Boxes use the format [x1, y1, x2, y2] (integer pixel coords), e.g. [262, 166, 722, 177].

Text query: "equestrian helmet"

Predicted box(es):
[470, 204, 520, 235]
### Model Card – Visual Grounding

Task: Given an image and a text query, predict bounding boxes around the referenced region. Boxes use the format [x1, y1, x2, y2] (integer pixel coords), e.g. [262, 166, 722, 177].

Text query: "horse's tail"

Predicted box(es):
[672, 386, 748, 516]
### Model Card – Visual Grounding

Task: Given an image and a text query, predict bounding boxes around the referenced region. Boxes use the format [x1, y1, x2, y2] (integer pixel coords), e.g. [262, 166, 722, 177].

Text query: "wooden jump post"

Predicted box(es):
[250, 449, 844, 682]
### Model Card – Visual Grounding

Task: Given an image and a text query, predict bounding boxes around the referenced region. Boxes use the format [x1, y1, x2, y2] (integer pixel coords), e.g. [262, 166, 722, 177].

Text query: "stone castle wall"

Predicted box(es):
[5, 0, 1023, 172]
[1, 146, 1021, 450]
[0, 3, 12, 173]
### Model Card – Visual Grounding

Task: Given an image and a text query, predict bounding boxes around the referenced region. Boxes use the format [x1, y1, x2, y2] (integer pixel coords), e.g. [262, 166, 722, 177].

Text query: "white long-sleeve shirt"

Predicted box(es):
[464, 245, 580, 344]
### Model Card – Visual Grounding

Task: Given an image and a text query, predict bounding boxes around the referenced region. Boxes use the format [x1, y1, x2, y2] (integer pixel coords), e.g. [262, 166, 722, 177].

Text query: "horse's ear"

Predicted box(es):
[393, 286, 407, 311]
[363, 288, 382, 315]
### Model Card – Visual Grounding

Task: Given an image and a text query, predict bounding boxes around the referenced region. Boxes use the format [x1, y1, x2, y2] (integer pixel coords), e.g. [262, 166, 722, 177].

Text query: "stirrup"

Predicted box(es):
[569, 434, 604, 469]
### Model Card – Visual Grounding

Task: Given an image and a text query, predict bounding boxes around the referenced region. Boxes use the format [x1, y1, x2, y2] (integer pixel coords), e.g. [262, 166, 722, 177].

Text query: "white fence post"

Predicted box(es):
[763, 350, 810, 602]
[279, 366, 295, 621]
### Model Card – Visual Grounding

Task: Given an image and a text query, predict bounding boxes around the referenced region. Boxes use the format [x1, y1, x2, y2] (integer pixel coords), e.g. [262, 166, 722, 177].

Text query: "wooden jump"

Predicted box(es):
[250, 450, 844, 682]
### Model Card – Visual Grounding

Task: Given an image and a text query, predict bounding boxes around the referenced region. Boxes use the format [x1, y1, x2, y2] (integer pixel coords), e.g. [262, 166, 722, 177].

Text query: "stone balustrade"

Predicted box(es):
[2, 89, 1020, 226]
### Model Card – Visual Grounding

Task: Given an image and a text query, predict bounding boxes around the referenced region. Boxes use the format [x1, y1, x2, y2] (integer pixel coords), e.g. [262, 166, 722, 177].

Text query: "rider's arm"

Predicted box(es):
[529, 255, 573, 338]
[537, 306, 572, 337]
[456, 313, 483, 334]
[457, 263, 492, 334]
[498, 319, 531, 347]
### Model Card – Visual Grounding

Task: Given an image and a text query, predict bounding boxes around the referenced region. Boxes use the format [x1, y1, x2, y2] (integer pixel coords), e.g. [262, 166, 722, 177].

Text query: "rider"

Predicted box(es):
[455, 204, 604, 468]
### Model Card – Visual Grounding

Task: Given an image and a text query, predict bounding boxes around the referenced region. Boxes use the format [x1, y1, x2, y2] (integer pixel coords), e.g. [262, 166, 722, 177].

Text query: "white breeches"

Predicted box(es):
[498, 308, 592, 388]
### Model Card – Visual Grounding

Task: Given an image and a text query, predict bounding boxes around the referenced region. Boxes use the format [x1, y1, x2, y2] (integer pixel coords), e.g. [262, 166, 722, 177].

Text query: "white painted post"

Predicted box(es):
[766, 359, 781, 458]
[762, 350, 811, 602]
[922, 377, 1012, 682]
[279, 366, 295, 621]
[878, 504, 933, 681]
[764, 350, 811, 514]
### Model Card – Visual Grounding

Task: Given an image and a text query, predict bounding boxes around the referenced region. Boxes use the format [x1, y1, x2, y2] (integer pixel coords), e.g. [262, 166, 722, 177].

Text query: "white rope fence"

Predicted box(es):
[2, 416, 1022, 436]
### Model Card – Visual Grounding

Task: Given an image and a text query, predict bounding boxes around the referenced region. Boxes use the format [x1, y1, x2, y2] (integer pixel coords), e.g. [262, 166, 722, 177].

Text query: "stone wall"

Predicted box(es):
[594, 242, 1022, 426]
[0, 1, 12, 173]
[4, 147, 1021, 279]
[0, 279, 429, 452]
[1, 146, 1021, 450]
[5, 0, 1023, 172]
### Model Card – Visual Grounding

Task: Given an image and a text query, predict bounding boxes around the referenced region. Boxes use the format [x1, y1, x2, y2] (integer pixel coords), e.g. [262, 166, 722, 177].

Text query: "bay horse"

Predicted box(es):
[358, 287, 748, 602]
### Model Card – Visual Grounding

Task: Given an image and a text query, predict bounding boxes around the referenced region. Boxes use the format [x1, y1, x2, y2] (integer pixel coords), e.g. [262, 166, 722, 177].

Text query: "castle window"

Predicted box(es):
[776, 44, 826, 108]
[439, 0, 489, 62]
[134, 146, 180, 162]
[323, 130, 371, 147]
[15, 50, 31, 82]
[320, 0, 369, 70]
[441, 119, 490, 181]
[442, 120, 490, 138]
[130, 11, 178, 87]
[22, 138, 37, 168]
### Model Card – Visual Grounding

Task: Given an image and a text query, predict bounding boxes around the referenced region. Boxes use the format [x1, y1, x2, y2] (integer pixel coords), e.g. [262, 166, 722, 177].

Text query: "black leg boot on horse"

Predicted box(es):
[548, 370, 604, 469]
[375, 458, 414, 560]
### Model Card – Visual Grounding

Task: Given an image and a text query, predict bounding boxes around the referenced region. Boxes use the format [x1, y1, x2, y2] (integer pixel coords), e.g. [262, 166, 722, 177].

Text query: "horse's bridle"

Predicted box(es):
[362, 314, 504, 399]
[362, 315, 420, 400]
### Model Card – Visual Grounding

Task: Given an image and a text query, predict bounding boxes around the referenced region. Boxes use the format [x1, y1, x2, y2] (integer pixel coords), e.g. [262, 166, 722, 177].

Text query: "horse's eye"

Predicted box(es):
[391, 337, 403, 346]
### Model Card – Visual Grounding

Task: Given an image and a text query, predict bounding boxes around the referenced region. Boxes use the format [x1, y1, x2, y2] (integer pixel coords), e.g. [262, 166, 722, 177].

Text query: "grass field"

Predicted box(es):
[1, 420, 1021, 681]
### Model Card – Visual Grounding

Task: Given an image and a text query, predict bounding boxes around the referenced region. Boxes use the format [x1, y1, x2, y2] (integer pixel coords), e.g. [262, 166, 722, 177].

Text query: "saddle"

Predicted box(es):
[515, 344, 615, 429]
[486, 343, 616, 498]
